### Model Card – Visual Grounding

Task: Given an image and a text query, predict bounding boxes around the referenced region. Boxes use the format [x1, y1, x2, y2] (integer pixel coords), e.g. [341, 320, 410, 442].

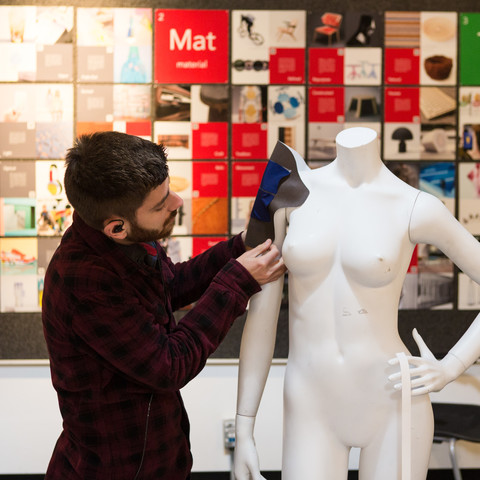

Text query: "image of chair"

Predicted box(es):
[346, 15, 377, 46]
[313, 12, 343, 45]
[432, 402, 480, 480]
[348, 95, 378, 118]
[277, 19, 298, 41]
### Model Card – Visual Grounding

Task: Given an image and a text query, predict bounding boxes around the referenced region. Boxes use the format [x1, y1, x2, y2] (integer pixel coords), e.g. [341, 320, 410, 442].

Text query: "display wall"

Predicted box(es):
[1, 0, 480, 361]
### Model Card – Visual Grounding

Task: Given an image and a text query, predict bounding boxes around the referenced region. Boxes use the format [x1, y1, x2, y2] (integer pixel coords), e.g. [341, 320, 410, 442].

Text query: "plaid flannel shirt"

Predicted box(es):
[42, 212, 260, 480]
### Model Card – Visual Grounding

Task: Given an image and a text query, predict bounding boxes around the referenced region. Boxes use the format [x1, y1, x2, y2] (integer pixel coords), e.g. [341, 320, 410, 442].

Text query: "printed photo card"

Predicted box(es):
[232, 10, 306, 85]
[0, 6, 74, 82]
[77, 8, 152, 83]
[384, 11, 457, 86]
[155, 9, 228, 84]
[308, 11, 383, 86]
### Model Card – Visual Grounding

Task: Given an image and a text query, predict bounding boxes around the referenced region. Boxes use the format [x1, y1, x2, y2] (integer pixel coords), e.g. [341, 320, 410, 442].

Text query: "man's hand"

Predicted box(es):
[236, 239, 286, 286]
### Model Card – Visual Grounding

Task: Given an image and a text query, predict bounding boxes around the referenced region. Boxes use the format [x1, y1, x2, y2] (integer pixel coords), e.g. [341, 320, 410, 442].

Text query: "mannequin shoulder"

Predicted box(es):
[412, 190, 451, 217]
[409, 191, 458, 243]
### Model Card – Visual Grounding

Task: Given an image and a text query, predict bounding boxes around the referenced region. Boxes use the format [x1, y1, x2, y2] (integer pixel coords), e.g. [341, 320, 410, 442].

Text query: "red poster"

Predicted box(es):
[192, 161, 228, 197]
[308, 87, 344, 123]
[192, 237, 226, 257]
[232, 123, 268, 159]
[384, 48, 420, 85]
[269, 48, 305, 84]
[125, 121, 152, 137]
[191, 123, 228, 159]
[309, 48, 344, 85]
[384, 87, 420, 123]
[232, 162, 267, 197]
[154, 9, 229, 83]
[408, 245, 418, 274]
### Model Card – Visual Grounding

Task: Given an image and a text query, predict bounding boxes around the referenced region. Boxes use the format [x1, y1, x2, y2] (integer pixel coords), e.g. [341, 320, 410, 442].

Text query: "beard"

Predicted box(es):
[126, 211, 177, 243]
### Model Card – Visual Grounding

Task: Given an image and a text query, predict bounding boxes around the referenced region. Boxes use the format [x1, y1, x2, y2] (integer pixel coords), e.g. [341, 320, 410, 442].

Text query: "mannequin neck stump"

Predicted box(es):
[334, 127, 383, 186]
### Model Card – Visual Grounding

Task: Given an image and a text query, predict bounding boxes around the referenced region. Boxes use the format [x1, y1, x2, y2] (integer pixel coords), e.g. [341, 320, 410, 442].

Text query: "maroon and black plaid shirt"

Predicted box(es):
[42, 212, 260, 480]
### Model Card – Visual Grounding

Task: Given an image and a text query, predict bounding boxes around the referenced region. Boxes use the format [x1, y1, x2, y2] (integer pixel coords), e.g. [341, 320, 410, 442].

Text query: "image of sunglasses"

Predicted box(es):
[232, 59, 269, 72]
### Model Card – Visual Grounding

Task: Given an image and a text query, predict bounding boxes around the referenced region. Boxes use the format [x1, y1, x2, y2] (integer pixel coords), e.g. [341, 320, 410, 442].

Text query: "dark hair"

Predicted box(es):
[64, 131, 169, 230]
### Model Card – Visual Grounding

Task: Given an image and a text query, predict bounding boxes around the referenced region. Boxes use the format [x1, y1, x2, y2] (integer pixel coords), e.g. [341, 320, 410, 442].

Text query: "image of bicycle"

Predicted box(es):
[238, 14, 264, 45]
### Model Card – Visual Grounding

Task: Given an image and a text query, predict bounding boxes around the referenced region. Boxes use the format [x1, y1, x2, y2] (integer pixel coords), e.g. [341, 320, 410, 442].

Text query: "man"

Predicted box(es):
[42, 131, 285, 480]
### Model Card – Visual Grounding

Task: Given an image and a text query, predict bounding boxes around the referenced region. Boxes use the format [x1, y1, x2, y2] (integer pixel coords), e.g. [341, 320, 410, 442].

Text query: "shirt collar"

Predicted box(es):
[70, 212, 161, 278]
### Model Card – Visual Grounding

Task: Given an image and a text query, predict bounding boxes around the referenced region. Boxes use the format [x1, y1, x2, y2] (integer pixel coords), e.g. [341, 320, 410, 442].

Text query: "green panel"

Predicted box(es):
[460, 13, 480, 85]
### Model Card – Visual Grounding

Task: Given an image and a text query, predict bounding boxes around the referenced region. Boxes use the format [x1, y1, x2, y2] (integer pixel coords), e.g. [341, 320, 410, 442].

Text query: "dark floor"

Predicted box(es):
[191, 472, 479, 480]
[1, 470, 478, 479]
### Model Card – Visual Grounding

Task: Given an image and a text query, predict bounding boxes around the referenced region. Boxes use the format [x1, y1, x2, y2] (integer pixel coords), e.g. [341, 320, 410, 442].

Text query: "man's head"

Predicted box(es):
[65, 131, 182, 243]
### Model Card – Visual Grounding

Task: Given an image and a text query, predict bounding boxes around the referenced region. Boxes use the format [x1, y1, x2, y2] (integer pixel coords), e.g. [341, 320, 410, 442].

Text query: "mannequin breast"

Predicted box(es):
[282, 182, 417, 290]
[281, 176, 419, 369]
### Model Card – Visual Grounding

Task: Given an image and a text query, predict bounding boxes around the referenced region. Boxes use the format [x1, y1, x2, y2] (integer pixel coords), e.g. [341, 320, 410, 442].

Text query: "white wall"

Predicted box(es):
[1, 360, 480, 474]
[0, 362, 61, 474]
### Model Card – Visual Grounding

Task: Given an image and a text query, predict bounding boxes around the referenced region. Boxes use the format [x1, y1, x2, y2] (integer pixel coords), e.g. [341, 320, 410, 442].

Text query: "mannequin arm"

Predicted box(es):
[389, 192, 480, 394]
[409, 192, 480, 284]
[236, 276, 284, 415]
[234, 277, 284, 480]
[234, 210, 287, 480]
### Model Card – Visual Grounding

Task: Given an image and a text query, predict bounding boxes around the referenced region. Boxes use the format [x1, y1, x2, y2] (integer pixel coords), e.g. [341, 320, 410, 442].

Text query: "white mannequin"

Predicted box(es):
[234, 126, 480, 480]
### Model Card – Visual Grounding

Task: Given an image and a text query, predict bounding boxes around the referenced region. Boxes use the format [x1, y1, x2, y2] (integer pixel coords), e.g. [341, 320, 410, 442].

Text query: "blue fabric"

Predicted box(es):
[250, 160, 291, 222]
[251, 191, 275, 222]
[260, 160, 291, 194]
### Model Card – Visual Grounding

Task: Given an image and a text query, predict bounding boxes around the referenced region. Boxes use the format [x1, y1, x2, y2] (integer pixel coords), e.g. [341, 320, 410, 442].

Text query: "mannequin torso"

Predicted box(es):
[235, 127, 480, 480]
[281, 128, 431, 478]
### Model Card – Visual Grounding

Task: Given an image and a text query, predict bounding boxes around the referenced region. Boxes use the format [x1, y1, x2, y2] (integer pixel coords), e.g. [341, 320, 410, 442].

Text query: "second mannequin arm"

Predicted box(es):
[390, 192, 480, 394]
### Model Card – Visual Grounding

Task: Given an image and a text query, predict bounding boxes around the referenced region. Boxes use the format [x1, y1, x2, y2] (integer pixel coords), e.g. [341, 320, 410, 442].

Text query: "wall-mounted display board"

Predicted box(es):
[1, 0, 480, 361]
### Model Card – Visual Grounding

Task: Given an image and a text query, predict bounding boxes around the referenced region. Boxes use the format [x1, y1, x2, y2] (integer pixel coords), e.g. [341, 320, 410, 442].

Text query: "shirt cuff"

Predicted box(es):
[216, 258, 261, 301]
[229, 233, 247, 258]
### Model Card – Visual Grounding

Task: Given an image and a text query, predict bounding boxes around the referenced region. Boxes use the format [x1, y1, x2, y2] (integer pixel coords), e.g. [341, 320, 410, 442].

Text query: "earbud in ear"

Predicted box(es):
[112, 222, 124, 234]
[105, 219, 125, 235]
